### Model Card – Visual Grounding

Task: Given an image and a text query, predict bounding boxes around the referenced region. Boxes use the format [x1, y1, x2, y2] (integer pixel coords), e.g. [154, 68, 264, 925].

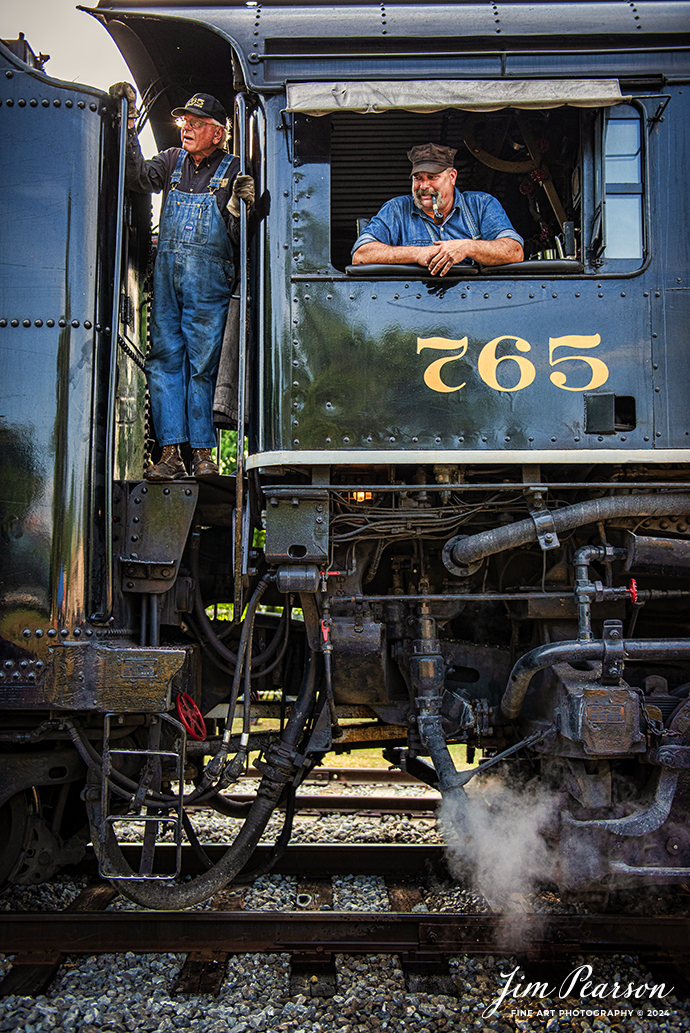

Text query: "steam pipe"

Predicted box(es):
[446, 493, 690, 571]
[501, 638, 690, 719]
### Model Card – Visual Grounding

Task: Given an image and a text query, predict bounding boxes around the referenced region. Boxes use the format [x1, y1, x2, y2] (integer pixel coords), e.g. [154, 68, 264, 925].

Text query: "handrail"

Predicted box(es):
[233, 93, 249, 623]
[93, 95, 128, 624]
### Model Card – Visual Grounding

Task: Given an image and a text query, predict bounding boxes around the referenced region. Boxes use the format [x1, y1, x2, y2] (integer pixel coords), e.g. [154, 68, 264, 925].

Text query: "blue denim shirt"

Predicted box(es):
[351, 189, 523, 260]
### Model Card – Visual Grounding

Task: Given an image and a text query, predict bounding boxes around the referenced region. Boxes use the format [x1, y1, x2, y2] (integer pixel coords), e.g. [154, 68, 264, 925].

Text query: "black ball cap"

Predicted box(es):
[171, 93, 227, 124]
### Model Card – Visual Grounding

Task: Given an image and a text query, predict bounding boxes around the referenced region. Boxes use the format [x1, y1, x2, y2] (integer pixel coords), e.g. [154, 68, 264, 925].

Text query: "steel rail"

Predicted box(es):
[0, 911, 688, 958]
[69, 843, 449, 879]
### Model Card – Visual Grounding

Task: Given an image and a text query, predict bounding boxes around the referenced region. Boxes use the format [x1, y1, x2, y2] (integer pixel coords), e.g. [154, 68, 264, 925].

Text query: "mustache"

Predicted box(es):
[412, 186, 441, 210]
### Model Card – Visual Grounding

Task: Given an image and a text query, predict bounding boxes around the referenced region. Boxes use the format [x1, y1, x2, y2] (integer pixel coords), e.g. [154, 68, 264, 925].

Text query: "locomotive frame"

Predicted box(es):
[1, 0, 690, 909]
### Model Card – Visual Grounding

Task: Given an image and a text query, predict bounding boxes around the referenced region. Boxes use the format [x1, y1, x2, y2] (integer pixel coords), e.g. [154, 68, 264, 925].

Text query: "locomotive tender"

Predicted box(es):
[1, 0, 690, 909]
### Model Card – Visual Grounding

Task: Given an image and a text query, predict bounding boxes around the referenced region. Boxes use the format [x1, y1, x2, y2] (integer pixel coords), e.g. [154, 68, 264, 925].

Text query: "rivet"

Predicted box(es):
[47, 629, 57, 638]
[644, 436, 650, 441]
[141, 486, 147, 494]
[575, 292, 580, 297]
[65, 100, 73, 108]
[23, 319, 31, 327]
[127, 581, 134, 589]
[657, 432, 662, 437]
[293, 438, 300, 445]
[35, 629, 43, 638]
[78, 100, 85, 108]
[652, 333, 658, 338]
[621, 292, 626, 297]
[6, 99, 13, 107]
[84, 321, 92, 329]
[484, 293, 489, 299]
[185, 489, 192, 496]
[131, 535, 139, 542]
[343, 436, 350, 443]
[163, 488, 170, 495]
[5, 71, 13, 78]
[390, 436, 396, 443]
[529, 293, 534, 299]
[47, 319, 55, 327]
[131, 552, 139, 558]
[53, 99, 61, 107]
[18, 98, 26, 107]
[42, 99, 49, 107]
[90, 102, 97, 111]
[412, 436, 418, 443]
[528, 437, 534, 442]
[3, 661, 12, 669]
[0, 320, 6, 328]
[73, 627, 81, 637]
[34, 319, 43, 327]
[60, 628, 69, 637]
[10, 320, 19, 328]
[58, 318, 67, 327]
[71, 319, 79, 328]
[22, 629, 31, 638]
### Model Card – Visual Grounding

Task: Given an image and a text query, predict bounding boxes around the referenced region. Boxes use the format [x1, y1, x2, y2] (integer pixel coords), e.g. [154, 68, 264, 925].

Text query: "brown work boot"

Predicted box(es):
[145, 444, 187, 482]
[192, 448, 219, 478]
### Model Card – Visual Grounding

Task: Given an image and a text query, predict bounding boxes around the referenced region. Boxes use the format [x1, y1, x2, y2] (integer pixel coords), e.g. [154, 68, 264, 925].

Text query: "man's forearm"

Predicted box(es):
[466, 237, 523, 266]
[352, 241, 424, 265]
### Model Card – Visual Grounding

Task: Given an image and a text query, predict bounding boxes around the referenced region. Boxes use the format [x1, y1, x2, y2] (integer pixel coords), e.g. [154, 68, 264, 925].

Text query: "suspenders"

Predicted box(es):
[169, 151, 235, 193]
[422, 191, 481, 242]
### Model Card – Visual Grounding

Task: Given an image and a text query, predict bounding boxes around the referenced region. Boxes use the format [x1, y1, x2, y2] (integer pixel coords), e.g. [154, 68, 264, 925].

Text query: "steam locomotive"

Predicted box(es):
[1, 0, 690, 909]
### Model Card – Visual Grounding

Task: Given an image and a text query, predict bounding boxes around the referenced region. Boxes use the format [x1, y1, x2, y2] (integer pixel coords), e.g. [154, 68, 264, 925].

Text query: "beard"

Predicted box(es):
[412, 186, 441, 213]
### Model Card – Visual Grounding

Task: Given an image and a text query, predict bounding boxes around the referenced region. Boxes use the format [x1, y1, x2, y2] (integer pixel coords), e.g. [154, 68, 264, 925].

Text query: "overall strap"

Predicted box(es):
[169, 150, 186, 190]
[456, 191, 481, 240]
[209, 154, 236, 193]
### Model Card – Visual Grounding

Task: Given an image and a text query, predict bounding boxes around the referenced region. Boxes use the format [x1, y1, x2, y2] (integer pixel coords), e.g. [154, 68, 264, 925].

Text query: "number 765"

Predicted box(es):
[417, 334, 609, 394]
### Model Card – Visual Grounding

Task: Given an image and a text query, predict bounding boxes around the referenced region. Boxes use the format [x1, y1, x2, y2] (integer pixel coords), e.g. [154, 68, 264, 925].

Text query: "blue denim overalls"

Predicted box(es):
[146, 151, 235, 449]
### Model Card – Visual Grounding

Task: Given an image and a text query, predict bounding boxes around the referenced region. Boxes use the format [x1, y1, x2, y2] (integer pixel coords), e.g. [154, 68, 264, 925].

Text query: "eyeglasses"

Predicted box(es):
[175, 116, 214, 130]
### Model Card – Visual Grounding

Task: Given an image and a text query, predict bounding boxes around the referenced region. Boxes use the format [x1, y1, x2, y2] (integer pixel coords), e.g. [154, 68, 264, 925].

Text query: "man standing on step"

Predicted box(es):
[110, 84, 255, 480]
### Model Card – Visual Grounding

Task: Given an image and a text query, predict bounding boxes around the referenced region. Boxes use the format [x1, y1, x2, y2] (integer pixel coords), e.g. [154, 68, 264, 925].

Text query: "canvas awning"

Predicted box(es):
[285, 79, 629, 115]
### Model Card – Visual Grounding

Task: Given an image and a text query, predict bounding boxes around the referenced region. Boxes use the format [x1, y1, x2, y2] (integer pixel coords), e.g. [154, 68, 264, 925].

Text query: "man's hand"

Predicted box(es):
[227, 174, 255, 217]
[419, 239, 472, 276]
[109, 82, 137, 120]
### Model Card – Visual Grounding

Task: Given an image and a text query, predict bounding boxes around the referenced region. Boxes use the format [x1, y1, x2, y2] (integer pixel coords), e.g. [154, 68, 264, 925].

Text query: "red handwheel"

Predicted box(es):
[175, 692, 207, 741]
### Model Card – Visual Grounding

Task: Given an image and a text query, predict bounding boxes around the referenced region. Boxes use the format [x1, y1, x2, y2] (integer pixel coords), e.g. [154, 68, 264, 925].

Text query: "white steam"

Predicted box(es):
[440, 776, 559, 914]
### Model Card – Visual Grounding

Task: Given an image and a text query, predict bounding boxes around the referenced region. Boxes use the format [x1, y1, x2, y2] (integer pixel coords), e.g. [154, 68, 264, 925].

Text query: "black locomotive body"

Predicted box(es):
[1, 1, 690, 908]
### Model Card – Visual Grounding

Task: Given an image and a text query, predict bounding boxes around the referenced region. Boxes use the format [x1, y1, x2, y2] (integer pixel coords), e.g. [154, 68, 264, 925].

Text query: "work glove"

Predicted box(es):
[227, 174, 255, 217]
[109, 82, 137, 119]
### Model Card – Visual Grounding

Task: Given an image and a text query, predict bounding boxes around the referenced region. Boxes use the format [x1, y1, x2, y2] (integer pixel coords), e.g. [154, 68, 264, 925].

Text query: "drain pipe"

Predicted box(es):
[412, 606, 467, 802]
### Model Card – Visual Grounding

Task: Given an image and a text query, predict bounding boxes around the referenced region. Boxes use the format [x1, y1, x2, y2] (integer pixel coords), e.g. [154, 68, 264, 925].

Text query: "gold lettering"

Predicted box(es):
[417, 337, 468, 393]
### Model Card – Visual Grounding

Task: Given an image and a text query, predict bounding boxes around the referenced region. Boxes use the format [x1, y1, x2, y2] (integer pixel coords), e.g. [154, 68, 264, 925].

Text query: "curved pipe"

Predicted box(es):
[501, 638, 690, 719]
[448, 493, 690, 570]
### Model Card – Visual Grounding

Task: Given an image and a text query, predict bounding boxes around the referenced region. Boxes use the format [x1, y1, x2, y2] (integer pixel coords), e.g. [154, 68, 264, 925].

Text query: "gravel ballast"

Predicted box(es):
[0, 781, 688, 1033]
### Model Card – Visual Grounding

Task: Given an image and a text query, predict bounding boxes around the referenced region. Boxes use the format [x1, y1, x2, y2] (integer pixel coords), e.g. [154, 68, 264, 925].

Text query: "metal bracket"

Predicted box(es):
[527, 492, 560, 551]
[601, 619, 625, 685]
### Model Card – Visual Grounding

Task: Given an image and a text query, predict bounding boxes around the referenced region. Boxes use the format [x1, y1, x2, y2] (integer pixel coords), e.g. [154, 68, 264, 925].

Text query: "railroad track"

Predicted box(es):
[2, 844, 690, 1001]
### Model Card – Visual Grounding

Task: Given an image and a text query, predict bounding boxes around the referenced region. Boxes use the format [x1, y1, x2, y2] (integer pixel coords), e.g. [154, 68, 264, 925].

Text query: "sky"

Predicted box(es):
[1, 0, 156, 151]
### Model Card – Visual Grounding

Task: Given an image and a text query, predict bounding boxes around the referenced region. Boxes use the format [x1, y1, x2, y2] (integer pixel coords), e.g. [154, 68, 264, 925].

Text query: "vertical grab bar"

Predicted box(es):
[233, 93, 249, 623]
[93, 95, 128, 623]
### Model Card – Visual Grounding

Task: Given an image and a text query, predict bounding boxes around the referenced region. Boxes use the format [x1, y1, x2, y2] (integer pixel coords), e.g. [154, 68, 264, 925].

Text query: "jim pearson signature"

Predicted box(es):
[484, 963, 673, 1018]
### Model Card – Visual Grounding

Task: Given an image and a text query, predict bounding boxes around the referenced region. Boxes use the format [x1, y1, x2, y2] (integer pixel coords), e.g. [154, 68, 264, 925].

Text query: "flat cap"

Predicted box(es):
[172, 93, 227, 124]
[407, 143, 457, 176]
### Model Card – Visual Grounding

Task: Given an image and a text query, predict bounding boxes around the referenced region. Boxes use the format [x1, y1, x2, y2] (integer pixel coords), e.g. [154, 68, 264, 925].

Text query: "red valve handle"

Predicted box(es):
[175, 692, 207, 741]
[627, 578, 638, 604]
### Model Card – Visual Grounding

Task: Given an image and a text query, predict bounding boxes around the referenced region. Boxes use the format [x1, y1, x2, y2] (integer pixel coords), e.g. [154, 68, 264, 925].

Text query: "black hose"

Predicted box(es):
[189, 530, 284, 669]
[103, 650, 319, 909]
[447, 492, 690, 570]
